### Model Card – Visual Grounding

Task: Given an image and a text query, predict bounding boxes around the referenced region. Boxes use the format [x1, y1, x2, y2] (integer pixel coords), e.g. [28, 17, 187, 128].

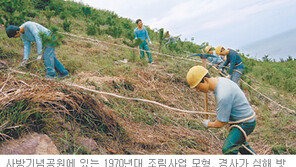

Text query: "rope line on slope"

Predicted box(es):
[59, 32, 295, 114]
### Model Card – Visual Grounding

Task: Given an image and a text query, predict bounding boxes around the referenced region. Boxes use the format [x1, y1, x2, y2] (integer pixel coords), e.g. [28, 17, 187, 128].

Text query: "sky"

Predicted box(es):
[74, 0, 296, 55]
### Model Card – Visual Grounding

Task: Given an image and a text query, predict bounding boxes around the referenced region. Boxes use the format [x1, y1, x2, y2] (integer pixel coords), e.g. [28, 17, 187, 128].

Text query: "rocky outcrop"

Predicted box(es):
[0, 133, 59, 154]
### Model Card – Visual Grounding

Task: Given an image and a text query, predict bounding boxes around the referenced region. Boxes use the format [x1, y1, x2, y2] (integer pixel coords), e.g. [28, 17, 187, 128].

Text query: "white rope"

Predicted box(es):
[229, 125, 256, 155]
[9, 69, 216, 116]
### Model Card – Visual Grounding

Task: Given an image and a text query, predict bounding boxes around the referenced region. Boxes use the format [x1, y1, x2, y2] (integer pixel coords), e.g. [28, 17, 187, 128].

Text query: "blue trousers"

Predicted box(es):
[222, 121, 256, 154]
[139, 41, 153, 63]
[43, 46, 68, 77]
[230, 68, 244, 85]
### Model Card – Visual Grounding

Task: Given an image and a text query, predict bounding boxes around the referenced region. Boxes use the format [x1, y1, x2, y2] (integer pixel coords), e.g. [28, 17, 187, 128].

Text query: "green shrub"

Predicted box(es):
[106, 25, 123, 38]
[44, 6, 55, 26]
[81, 6, 92, 19]
[32, 0, 50, 10]
[27, 11, 37, 18]
[39, 26, 63, 47]
[60, 12, 68, 20]
[106, 17, 115, 26]
[62, 19, 72, 32]
[86, 23, 98, 36]
[0, 0, 29, 27]
[272, 145, 287, 154]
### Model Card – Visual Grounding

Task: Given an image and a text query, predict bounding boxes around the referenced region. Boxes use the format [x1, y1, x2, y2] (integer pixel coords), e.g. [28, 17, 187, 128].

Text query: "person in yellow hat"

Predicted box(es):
[188, 46, 225, 76]
[215, 46, 244, 85]
[186, 65, 256, 154]
[164, 31, 176, 45]
[204, 46, 225, 72]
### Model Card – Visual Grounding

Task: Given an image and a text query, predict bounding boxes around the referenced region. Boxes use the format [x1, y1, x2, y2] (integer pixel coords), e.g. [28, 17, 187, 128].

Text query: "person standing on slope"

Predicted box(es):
[215, 46, 244, 85]
[133, 19, 153, 64]
[186, 66, 256, 154]
[6, 21, 69, 79]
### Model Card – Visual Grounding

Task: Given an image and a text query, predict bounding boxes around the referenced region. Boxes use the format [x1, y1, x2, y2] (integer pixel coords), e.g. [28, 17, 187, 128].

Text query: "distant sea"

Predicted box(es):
[240, 28, 296, 61]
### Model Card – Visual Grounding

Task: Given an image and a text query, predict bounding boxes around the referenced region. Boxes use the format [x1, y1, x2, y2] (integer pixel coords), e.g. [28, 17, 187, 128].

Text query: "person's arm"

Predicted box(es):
[134, 29, 138, 40]
[222, 55, 230, 69]
[145, 28, 151, 42]
[228, 54, 236, 75]
[204, 94, 231, 128]
[27, 23, 43, 56]
[21, 35, 31, 60]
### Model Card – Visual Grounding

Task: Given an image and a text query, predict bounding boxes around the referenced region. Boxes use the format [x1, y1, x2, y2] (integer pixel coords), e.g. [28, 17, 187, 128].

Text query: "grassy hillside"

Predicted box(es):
[1, 0, 296, 154]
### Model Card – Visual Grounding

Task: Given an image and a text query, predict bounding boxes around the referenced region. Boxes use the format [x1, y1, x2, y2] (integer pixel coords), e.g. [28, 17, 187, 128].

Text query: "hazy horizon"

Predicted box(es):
[74, 0, 296, 60]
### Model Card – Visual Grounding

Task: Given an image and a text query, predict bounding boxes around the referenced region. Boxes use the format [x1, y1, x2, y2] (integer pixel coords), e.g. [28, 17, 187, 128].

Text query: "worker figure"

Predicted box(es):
[164, 31, 176, 45]
[133, 19, 153, 63]
[186, 66, 256, 154]
[204, 46, 224, 70]
[215, 46, 244, 85]
[187, 46, 226, 76]
[6, 21, 69, 79]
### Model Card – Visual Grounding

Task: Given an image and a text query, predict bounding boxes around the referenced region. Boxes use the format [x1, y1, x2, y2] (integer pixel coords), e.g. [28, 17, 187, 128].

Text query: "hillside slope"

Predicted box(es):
[1, 0, 296, 155]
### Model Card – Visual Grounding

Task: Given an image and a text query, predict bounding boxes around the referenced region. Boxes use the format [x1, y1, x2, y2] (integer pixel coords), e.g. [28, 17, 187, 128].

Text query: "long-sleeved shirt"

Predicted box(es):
[21, 21, 51, 60]
[133, 26, 150, 42]
[189, 53, 223, 65]
[223, 49, 244, 75]
[207, 53, 224, 65]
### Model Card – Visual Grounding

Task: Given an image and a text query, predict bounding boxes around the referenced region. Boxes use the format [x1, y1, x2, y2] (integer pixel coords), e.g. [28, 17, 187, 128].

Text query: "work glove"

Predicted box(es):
[36, 54, 42, 61]
[202, 119, 210, 128]
[20, 60, 28, 67]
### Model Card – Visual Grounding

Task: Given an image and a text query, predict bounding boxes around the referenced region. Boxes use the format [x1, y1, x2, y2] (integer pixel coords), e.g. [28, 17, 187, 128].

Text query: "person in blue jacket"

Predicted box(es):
[133, 19, 153, 63]
[187, 46, 226, 76]
[6, 21, 69, 79]
[204, 46, 225, 69]
[215, 46, 244, 85]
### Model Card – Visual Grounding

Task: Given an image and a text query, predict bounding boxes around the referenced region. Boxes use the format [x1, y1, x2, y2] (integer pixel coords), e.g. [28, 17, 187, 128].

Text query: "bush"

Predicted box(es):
[86, 23, 98, 36]
[62, 19, 72, 32]
[81, 6, 92, 18]
[33, 0, 64, 15]
[106, 25, 123, 38]
[39, 26, 63, 47]
[60, 12, 68, 20]
[44, 6, 55, 26]
[32, 0, 50, 10]
[0, 0, 29, 27]
[27, 11, 37, 18]
[106, 17, 115, 26]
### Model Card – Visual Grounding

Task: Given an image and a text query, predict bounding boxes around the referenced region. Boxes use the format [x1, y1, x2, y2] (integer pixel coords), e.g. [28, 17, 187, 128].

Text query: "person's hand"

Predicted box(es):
[226, 75, 230, 79]
[202, 119, 210, 128]
[36, 54, 42, 61]
[21, 60, 28, 67]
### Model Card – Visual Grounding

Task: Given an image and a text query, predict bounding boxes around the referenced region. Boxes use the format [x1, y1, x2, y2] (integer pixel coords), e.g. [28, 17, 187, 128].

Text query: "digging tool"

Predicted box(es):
[199, 48, 209, 119]
[187, 53, 215, 59]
